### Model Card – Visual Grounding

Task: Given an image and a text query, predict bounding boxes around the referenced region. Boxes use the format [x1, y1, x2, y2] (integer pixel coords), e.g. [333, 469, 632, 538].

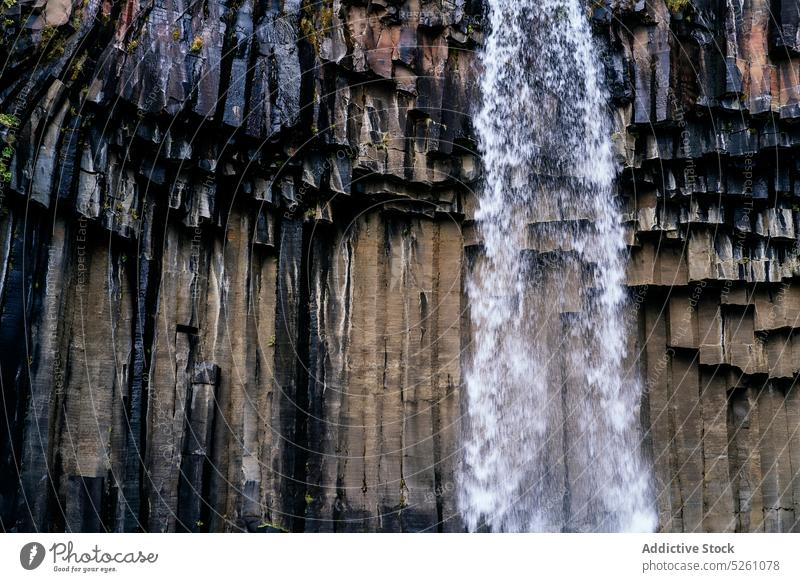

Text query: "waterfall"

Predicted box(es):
[458, 0, 657, 532]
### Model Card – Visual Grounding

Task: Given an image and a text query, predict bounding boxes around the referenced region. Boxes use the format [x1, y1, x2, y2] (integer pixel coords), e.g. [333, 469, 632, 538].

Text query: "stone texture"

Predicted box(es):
[0, 0, 477, 533]
[603, 0, 800, 532]
[0, 0, 799, 534]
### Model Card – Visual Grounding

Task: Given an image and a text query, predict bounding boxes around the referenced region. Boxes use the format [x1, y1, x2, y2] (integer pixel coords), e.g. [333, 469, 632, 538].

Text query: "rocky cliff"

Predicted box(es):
[604, 0, 800, 533]
[0, 0, 798, 533]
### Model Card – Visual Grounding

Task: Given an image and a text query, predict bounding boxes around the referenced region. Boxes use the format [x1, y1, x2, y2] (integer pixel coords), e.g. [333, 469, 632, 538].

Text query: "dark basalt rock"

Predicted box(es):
[0, 0, 479, 534]
[0, 0, 799, 534]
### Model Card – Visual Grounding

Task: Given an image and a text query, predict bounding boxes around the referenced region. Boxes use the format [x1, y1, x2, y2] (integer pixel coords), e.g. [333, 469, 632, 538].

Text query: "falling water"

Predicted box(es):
[458, 0, 657, 532]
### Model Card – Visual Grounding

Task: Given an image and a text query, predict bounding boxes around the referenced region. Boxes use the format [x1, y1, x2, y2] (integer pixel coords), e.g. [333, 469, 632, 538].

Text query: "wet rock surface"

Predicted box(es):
[0, 0, 479, 533]
[0, 0, 798, 532]
[604, 0, 800, 532]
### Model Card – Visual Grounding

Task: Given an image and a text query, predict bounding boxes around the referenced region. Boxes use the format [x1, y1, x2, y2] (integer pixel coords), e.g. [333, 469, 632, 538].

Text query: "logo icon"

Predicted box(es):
[20, 542, 46, 570]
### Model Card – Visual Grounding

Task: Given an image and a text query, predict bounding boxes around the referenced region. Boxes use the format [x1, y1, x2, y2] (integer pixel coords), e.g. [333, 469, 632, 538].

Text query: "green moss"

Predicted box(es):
[40, 25, 67, 59]
[0, 162, 12, 183]
[319, 5, 333, 30]
[190, 36, 203, 53]
[256, 521, 288, 532]
[375, 133, 390, 151]
[304, 493, 313, 505]
[666, 0, 690, 13]
[48, 39, 67, 59]
[172, 28, 181, 41]
[299, 15, 317, 52]
[0, 113, 19, 128]
[300, 0, 334, 54]
[126, 39, 139, 53]
[268, 335, 276, 347]
[69, 53, 87, 82]
[40, 24, 57, 45]
[69, 7, 82, 31]
[0, 145, 13, 182]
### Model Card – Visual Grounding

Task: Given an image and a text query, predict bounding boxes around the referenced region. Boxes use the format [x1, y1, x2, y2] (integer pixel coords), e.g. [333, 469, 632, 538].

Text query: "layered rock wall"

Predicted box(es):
[0, 0, 479, 532]
[604, 0, 800, 532]
[0, 0, 799, 532]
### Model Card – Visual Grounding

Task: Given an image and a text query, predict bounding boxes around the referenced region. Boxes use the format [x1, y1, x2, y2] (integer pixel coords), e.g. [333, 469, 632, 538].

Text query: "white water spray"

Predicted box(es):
[458, 0, 657, 532]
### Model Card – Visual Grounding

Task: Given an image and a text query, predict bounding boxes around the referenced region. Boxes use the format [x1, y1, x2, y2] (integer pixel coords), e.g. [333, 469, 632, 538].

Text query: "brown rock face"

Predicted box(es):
[0, 0, 478, 533]
[0, 0, 798, 533]
[606, 0, 800, 532]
